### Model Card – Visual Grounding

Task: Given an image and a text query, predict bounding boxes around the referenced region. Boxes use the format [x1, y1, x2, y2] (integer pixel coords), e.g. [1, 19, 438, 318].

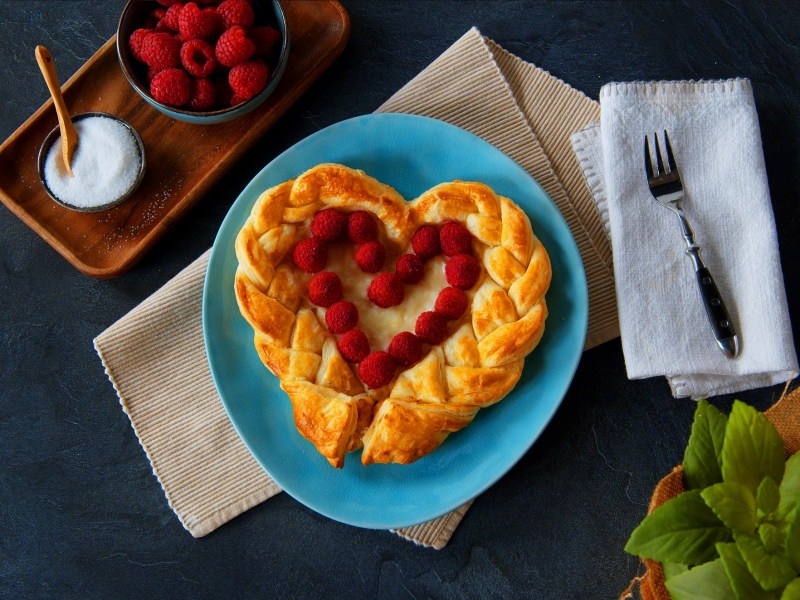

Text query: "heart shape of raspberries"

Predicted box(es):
[234, 164, 551, 468]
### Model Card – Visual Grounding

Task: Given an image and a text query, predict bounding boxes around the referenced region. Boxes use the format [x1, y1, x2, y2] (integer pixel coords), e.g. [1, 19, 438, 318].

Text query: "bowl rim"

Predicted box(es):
[37, 112, 147, 213]
[115, 0, 290, 118]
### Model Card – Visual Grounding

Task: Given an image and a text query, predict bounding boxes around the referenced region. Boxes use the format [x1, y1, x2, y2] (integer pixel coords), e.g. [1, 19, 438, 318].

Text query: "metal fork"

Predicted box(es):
[644, 131, 739, 358]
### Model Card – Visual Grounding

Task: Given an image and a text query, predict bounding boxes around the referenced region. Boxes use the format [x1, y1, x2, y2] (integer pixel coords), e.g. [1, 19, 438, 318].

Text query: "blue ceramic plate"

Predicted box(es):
[203, 114, 588, 529]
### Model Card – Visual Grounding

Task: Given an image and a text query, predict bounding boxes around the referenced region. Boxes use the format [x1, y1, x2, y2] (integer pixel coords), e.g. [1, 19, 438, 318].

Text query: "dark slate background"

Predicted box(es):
[1, 1, 798, 598]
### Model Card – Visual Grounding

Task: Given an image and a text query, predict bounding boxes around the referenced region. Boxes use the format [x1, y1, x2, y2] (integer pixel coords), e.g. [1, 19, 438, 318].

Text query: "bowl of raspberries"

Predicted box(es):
[116, 0, 289, 124]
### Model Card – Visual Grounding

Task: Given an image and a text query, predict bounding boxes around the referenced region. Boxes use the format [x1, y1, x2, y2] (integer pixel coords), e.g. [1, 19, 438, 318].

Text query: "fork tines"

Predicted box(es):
[644, 130, 678, 180]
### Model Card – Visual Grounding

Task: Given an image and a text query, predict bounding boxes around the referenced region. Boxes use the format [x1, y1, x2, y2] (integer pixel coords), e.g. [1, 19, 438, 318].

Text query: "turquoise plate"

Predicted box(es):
[203, 113, 588, 529]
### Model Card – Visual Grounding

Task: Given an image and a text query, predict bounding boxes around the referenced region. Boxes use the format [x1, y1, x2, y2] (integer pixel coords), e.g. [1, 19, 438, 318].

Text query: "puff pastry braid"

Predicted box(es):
[234, 163, 551, 467]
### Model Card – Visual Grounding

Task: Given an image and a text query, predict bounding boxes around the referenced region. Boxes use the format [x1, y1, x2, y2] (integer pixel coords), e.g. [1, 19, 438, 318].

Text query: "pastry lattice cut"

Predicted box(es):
[234, 164, 551, 467]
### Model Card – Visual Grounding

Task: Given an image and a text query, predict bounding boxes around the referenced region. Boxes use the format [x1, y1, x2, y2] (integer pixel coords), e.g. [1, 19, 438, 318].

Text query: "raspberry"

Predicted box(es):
[411, 225, 440, 259]
[435, 287, 469, 320]
[310, 208, 347, 242]
[395, 253, 424, 284]
[187, 77, 217, 110]
[129, 29, 151, 62]
[325, 301, 358, 334]
[228, 60, 269, 100]
[178, 2, 220, 41]
[440, 222, 472, 256]
[367, 273, 404, 308]
[358, 352, 396, 389]
[251, 26, 281, 58]
[151, 7, 167, 22]
[445, 254, 481, 290]
[292, 237, 327, 273]
[180, 39, 216, 77]
[338, 329, 370, 363]
[217, 0, 255, 29]
[150, 68, 191, 106]
[161, 2, 183, 31]
[215, 25, 256, 67]
[140, 32, 181, 71]
[415, 311, 448, 345]
[355, 241, 386, 273]
[347, 211, 377, 244]
[307, 272, 343, 308]
[387, 332, 423, 367]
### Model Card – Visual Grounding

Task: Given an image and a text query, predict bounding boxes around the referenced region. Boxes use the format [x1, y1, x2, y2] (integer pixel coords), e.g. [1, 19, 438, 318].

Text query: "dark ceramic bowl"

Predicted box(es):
[116, 0, 290, 124]
[37, 112, 146, 212]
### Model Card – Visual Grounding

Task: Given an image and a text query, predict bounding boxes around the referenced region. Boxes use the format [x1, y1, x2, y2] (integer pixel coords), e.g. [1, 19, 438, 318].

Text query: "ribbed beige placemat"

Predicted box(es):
[94, 27, 615, 549]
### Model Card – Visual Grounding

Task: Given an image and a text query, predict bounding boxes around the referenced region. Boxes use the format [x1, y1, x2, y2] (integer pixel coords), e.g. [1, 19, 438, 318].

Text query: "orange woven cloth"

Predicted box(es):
[623, 386, 800, 600]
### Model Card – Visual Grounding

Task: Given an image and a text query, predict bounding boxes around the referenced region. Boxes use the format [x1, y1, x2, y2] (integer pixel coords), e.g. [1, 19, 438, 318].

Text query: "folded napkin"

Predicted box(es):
[571, 79, 798, 398]
[95, 27, 616, 547]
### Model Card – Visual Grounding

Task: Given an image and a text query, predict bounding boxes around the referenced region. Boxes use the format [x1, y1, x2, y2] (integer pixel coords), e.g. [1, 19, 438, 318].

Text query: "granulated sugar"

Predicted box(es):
[44, 115, 141, 209]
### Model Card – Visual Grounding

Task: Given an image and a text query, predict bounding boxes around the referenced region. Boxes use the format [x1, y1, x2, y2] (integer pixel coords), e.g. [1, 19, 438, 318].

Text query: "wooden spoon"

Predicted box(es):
[35, 45, 78, 176]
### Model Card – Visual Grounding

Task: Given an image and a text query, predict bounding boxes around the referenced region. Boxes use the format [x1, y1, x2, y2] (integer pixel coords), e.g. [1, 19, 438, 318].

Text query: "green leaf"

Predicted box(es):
[781, 578, 800, 600]
[759, 477, 782, 515]
[722, 401, 785, 495]
[665, 558, 734, 600]
[736, 532, 796, 591]
[787, 506, 800, 572]
[759, 523, 784, 554]
[780, 455, 800, 519]
[702, 482, 757, 533]
[718, 542, 780, 600]
[625, 489, 731, 564]
[759, 522, 784, 554]
[662, 562, 690, 581]
[683, 399, 728, 490]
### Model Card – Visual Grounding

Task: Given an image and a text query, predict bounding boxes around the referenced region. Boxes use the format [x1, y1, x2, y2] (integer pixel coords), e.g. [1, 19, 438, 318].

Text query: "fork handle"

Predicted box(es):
[686, 248, 739, 358]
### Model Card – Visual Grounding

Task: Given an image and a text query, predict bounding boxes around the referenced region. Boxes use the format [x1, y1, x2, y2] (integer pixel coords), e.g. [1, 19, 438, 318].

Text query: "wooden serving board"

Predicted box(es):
[0, 0, 350, 278]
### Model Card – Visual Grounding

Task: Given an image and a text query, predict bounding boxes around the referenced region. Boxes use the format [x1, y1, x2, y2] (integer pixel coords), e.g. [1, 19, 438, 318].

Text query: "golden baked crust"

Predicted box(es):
[234, 163, 551, 467]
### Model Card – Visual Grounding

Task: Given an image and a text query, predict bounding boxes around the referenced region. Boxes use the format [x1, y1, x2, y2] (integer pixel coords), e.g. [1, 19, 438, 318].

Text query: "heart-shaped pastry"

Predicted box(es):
[234, 164, 551, 467]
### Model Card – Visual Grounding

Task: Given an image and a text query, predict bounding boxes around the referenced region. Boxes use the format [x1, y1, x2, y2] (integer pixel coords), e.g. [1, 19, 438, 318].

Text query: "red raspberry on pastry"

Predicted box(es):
[395, 253, 424, 284]
[445, 254, 481, 290]
[310, 208, 348, 242]
[347, 211, 377, 244]
[307, 272, 343, 308]
[358, 351, 396, 389]
[217, 0, 255, 30]
[435, 287, 469, 320]
[367, 273, 404, 308]
[292, 237, 328, 273]
[387, 332, 423, 367]
[337, 329, 370, 363]
[415, 311, 448, 345]
[355, 241, 386, 273]
[325, 301, 358, 334]
[411, 225, 440, 259]
[439, 222, 472, 256]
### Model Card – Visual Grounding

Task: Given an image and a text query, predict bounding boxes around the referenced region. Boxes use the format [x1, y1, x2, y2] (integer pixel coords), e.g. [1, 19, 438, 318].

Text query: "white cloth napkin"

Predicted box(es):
[571, 79, 797, 398]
